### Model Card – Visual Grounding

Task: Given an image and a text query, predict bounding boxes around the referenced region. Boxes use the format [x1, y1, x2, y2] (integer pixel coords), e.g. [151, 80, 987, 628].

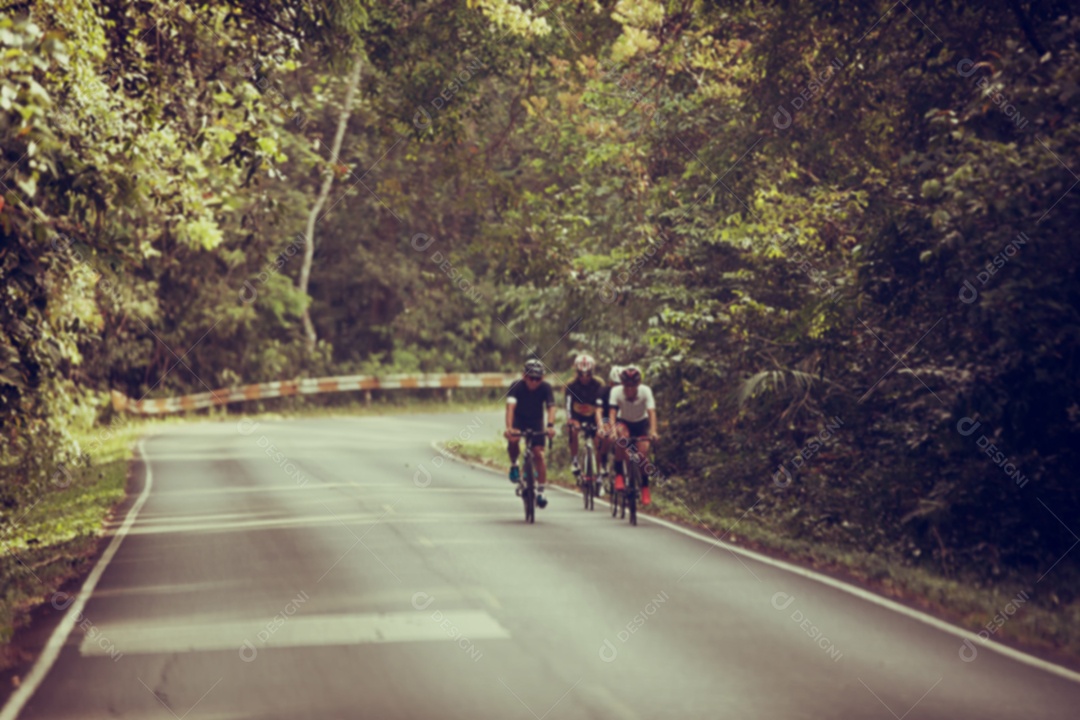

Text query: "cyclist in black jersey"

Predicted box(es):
[565, 353, 603, 479]
[505, 359, 557, 508]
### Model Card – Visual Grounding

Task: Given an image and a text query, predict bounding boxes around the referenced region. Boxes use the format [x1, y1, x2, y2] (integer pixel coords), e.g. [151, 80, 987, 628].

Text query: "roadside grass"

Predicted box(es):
[0, 421, 142, 660]
[448, 437, 1080, 663]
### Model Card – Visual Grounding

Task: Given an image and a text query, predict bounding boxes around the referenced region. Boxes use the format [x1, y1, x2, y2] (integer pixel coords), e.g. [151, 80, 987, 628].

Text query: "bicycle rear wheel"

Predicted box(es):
[627, 456, 641, 526]
[523, 458, 535, 523]
[579, 446, 589, 510]
[584, 446, 596, 510]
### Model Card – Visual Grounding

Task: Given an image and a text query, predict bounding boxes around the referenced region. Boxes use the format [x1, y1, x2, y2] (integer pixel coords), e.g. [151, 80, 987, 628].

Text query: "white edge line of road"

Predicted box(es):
[0, 438, 156, 720]
[434, 440, 1080, 686]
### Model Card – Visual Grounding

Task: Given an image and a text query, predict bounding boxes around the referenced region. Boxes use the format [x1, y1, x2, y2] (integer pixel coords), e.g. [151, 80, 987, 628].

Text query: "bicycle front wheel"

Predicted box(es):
[586, 446, 597, 511]
[523, 459, 535, 523]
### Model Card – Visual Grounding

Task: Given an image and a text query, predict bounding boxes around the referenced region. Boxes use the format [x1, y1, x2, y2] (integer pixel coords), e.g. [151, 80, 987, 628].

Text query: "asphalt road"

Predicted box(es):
[7, 410, 1080, 719]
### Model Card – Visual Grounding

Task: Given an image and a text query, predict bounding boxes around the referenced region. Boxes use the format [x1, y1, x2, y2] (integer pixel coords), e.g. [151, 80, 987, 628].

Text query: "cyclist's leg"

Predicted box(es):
[568, 419, 580, 462]
[634, 428, 652, 503]
[614, 421, 630, 487]
[598, 429, 611, 471]
[507, 434, 522, 481]
[507, 433, 520, 468]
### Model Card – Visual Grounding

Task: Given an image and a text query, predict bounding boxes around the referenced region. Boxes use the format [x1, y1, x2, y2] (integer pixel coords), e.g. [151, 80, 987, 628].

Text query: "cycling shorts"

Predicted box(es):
[510, 428, 547, 448]
[570, 411, 598, 426]
[616, 418, 650, 439]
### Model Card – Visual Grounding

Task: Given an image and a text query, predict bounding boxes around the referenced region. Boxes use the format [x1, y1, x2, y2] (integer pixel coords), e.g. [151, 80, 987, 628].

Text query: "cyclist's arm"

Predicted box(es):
[505, 397, 517, 434]
[546, 384, 557, 435]
[644, 386, 658, 438]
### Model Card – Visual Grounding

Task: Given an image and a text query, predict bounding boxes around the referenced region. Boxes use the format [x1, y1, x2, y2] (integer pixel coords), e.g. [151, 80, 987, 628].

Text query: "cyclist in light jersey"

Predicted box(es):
[607, 366, 659, 505]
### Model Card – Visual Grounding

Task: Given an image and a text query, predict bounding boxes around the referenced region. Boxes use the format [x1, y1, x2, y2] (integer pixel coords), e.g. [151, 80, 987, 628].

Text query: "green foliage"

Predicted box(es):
[3, 0, 1079, 623]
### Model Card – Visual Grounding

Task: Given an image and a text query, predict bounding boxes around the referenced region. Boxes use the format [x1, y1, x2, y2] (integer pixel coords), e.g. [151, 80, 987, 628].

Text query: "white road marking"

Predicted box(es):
[80, 611, 510, 656]
[127, 511, 517, 536]
[0, 439, 156, 720]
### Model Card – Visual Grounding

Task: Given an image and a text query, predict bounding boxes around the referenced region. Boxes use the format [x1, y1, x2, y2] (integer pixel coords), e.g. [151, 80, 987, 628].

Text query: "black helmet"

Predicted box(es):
[523, 359, 545, 379]
[619, 366, 642, 386]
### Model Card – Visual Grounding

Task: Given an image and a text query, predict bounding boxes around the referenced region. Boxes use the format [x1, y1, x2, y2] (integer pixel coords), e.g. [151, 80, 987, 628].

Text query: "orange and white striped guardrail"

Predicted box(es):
[111, 373, 517, 415]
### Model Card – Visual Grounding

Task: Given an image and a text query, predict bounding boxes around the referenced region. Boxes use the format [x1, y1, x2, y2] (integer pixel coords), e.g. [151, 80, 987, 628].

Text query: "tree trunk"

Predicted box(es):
[299, 55, 363, 354]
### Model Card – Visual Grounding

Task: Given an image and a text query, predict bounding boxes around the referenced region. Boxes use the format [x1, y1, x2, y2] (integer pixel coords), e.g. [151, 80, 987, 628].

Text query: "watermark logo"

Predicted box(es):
[771, 416, 844, 487]
[51, 592, 123, 661]
[957, 232, 1029, 304]
[956, 58, 1029, 130]
[955, 417, 1028, 488]
[600, 234, 671, 303]
[958, 591, 1029, 662]
[412, 57, 488, 130]
[599, 282, 619, 305]
[255, 436, 309, 487]
[597, 591, 669, 662]
[239, 590, 310, 662]
[51, 463, 74, 489]
[770, 591, 795, 611]
[413, 417, 485, 486]
[237, 417, 260, 436]
[771, 592, 842, 662]
[240, 235, 302, 304]
[408, 233, 484, 303]
[410, 591, 483, 661]
[411, 591, 435, 610]
[773, 58, 844, 130]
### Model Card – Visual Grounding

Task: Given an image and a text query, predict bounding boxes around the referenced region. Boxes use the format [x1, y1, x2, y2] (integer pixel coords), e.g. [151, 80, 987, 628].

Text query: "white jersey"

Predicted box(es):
[609, 384, 655, 423]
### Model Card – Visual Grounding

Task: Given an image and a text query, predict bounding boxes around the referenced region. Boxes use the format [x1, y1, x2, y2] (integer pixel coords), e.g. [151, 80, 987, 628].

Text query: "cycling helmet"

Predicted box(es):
[619, 366, 642, 386]
[574, 353, 596, 374]
[523, 359, 545, 378]
[609, 365, 623, 383]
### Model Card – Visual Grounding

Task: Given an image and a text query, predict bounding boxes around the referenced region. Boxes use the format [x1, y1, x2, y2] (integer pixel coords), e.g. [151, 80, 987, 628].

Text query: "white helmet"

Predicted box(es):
[574, 353, 596, 374]
[609, 365, 623, 383]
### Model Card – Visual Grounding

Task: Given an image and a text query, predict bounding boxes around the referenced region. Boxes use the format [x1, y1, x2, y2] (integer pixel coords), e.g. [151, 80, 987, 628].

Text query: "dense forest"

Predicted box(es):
[2, 0, 1079, 611]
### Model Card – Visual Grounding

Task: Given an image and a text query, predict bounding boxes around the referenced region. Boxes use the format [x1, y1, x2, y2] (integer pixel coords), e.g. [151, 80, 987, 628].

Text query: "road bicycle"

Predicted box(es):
[576, 421, 600, 511]
[511, 429, 551, 524]
[619, 435, 650, 526]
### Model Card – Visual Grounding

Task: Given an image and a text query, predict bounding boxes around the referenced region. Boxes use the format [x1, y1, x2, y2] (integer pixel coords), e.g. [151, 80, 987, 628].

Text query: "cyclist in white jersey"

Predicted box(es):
[606, 366, 659, 505]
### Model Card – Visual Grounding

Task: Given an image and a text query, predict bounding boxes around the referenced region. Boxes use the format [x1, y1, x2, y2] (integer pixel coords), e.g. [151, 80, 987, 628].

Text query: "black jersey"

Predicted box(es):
[507, 379, 555, 431]
[565, 377, 604, 418]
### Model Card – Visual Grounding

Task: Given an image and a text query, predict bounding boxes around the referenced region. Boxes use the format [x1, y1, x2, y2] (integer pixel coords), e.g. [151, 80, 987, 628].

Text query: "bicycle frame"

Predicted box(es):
[620, 435, 649, 526]
[577, 422, 599, 511]
[511, 429, 549, 524]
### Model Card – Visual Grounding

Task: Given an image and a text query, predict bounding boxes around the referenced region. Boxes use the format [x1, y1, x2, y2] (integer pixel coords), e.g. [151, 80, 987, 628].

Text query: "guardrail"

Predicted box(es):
[111, 373, 517, 415]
